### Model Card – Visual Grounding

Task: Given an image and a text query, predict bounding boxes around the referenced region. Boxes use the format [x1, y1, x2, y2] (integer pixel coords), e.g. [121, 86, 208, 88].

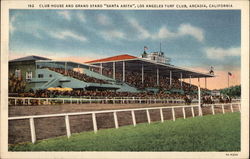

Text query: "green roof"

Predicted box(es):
[10, 55, 51, 62]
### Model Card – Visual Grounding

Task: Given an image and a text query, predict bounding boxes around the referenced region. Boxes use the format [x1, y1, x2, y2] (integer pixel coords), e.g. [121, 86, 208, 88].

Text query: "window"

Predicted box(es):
[38, 74, 44, 78]
[15, 69, 21, 80]
[26, 72, 32, 80]
[49, 74, 52, 78]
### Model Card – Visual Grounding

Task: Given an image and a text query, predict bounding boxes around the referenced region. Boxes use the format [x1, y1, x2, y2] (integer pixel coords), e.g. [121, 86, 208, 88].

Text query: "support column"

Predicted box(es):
[198, 77, 200, 87]
[170, 70, 172, 86]
[157, 68, 159, 86]
[113, 62, 116, 79]
[198, 86, 202, 116]
[65, 62, 67, 75]
[205, 77, 207, 89]
[123, 61, 125, 82]
[141, 64, 144, 84]
[189, 75, 191, 87]
[180, 73, 183, 88]
[100, 63, 103, 75]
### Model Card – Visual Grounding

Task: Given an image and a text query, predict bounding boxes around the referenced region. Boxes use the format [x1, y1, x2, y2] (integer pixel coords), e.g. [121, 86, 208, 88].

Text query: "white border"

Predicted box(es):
[1, 0, 249, 158]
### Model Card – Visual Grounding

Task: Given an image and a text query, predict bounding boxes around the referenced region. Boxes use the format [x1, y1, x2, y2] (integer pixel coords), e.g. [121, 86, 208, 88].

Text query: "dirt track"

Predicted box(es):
[8, 103, 240, 144]
[9, 103, 184, 117]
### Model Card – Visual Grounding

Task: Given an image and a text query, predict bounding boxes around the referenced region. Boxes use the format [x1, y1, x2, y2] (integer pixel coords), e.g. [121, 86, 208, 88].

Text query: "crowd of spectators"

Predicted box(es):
[182, 81, 198, 91]
[112, 70, 198, 91]
[15, 89, 197, 100]
[47, 67, 109, 84]
[14, 88, 234, 105]
[9, 73, 26, 93]
[89, 66, 201, 92]
[9, 66, 209, 101]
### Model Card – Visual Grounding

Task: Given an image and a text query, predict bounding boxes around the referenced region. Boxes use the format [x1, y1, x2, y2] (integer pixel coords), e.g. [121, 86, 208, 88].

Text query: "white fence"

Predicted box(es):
[202, 102, 241, 114]
[8, 102, 241, 144]
[8, 96, 241, 106]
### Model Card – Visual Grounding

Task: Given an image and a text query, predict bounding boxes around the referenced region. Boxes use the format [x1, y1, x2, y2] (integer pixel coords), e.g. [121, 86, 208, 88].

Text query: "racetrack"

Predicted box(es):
[8, 103, 240, 144]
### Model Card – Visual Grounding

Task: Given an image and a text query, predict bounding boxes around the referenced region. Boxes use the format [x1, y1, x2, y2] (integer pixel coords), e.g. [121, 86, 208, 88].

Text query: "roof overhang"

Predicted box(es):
[85, 54, 137, 63]
[9, 55, 51, 62]
[88, 57, 214, 79]
[36, 60, 100, 69]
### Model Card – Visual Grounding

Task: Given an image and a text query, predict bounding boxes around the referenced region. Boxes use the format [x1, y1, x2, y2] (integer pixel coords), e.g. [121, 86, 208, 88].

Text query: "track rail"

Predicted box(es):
[8, 102, 241, 144]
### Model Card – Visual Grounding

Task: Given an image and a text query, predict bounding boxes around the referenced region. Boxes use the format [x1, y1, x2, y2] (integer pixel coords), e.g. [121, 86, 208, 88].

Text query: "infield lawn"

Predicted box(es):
[9, 112, 240, 151]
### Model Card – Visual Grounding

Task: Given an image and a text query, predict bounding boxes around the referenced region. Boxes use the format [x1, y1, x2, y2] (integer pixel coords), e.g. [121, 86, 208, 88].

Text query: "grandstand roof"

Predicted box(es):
[36, 60, 100, 69]
[86, 54, 137, 63]
[10, 55, 51, 62]
[87, 54, 214, 79]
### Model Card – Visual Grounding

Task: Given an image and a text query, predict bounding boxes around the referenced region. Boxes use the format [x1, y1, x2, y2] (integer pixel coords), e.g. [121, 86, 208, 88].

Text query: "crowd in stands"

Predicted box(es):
[111, 70, 198, 91]
[47, 67, 109, 84]
[9, 73, 26, 93]
[8, 65, 209, 101]
[182, 81, 198, 91]
[15, 89, 197, 100]
[102, 67, 113, 78]
[8, 68, 228, 104]
[12, 88, 236, 106]
[89, 66, 201, 92]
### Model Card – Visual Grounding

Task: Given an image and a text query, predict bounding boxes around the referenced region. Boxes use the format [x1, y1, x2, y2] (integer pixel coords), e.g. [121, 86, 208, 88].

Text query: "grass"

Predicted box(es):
[9, 112, 240, 151]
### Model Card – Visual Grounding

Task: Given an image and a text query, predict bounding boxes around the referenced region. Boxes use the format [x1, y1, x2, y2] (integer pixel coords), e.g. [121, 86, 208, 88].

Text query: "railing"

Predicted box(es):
[232, 98, 241, 103]
[8, 102, 241, 144]
[202, 102, 241, 114]
[9, 97, 192, 106]
[8, 96, 240, 106]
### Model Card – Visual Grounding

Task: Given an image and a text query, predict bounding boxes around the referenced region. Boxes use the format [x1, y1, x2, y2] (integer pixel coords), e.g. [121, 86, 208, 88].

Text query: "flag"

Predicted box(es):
[228, 72, 232, 76]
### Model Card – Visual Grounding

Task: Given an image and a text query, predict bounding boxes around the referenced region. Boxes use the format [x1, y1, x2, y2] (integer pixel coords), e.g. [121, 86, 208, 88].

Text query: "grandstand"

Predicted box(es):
[9, 51, 214, 97]
[10, 52, 242, 146]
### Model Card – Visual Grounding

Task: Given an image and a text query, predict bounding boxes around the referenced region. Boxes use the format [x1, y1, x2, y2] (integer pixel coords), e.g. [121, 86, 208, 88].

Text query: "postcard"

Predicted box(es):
[1, 0, 249, 158]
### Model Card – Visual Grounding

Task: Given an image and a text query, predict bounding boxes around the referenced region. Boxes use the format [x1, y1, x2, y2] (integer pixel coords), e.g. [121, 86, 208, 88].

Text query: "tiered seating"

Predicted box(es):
[118, 70, 198, 91]
[47, 67, 109, 84]
[91, 66, 203, 92]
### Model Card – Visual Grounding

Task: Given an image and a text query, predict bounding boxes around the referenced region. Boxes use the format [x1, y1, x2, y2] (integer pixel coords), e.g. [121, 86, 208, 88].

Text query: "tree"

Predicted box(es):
[220, 85, 241, 97]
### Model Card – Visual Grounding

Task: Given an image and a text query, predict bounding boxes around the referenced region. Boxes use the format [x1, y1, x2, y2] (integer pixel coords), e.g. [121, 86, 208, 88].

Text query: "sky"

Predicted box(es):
[9, 10, 241, 89]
